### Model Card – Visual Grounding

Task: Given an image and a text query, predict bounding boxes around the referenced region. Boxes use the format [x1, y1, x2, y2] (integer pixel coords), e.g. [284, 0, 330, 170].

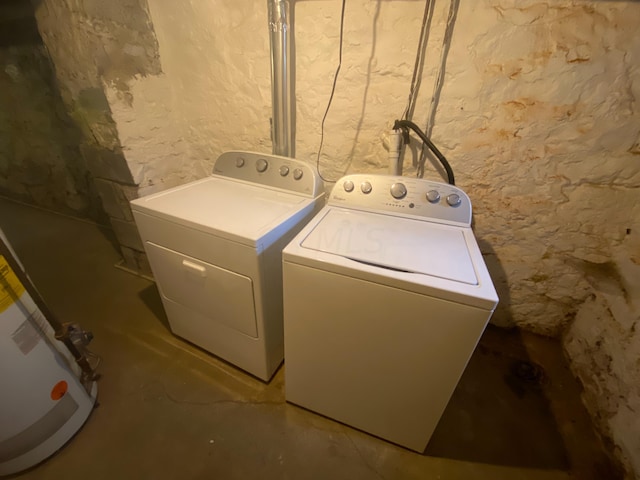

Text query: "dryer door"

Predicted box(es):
[145, 242, 258, 338]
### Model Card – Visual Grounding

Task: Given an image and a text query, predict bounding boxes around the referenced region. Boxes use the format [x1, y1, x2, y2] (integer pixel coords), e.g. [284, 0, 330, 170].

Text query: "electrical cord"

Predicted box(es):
[418, 0, 459, 178]
[402, 0, 434, 121]
[316, 0, 347, 183]
[393, 119, 455, 185]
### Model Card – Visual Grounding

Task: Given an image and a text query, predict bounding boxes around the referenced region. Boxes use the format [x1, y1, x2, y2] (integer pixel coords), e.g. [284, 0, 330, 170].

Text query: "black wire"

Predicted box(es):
[316, 0, 347, 183]
[402, 0, 434, 121]
[393, 120, 455, 185]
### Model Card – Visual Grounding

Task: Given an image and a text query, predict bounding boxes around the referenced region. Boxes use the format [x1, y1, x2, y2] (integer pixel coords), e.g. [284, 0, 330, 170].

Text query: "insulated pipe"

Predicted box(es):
[268, 0, 294, 158]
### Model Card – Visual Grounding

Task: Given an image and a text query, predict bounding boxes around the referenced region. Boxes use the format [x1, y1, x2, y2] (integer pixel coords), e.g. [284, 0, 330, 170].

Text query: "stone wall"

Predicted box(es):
[564, 240, 640, 477]
[33, 0, 162, 273]
[0, 1, 103, 220]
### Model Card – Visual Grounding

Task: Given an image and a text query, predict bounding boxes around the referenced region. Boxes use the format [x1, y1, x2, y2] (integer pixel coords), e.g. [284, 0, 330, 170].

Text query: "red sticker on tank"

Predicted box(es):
[51, 380, 68, 400]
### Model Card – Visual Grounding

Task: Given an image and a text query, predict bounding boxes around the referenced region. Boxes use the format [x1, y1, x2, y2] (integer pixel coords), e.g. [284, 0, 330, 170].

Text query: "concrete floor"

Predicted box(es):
[0, 197, 620, 480]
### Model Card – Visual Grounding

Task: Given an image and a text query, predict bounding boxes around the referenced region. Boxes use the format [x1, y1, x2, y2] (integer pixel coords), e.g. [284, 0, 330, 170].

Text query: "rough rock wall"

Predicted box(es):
[104, 0, 273, 196]
[33, 0, 162, 273]
[0, 2, 103, 220]
[564, 241, 640, 478]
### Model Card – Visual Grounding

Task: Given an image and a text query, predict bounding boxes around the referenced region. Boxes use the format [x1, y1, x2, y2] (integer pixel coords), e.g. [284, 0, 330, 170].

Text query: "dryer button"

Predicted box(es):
[256, 158, 269, 172]
[343, 180, 354, 192]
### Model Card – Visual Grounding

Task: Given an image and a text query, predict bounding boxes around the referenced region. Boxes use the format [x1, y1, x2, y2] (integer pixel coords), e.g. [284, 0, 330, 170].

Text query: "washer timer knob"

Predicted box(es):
[235, 158, 245, 168]
[361, 181, 373, 194]
[426, 190, 440, 203]
[343, 180, 354, 192]
[293, 168, 304, 180]
[446, 193, 461, 207]
[390, 183, 407, 199]
[279, 165, 289, 176]
[256, 158, 269, 172]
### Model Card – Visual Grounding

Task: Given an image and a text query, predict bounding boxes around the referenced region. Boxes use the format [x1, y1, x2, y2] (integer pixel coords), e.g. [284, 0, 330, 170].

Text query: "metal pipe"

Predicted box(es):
[268, 0, 294, 157]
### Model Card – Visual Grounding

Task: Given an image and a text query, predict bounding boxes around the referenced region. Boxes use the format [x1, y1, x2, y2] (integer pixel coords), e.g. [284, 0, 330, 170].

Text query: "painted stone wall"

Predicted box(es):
[0, 2, 103, 220]
[33, 0, 162, 273]
[564, 241, 640, 478]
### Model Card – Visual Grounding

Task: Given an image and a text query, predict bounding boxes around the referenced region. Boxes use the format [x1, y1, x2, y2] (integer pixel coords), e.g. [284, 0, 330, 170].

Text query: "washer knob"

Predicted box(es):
[279, 165, 290, 176]
[256, 158, 269, 172]
[343, 180, 354, 192]
[426, 190, 440, 203]
[446, 193, 461, 207]
[293, 168, 303, 180]
[361, 181, 373, 194]
[390, 183, 407, 199]
[235, 158, 245, 168]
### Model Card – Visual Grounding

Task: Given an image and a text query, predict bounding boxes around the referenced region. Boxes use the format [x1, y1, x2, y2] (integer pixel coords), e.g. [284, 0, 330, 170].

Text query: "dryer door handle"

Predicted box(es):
[182, 259, 207, 277]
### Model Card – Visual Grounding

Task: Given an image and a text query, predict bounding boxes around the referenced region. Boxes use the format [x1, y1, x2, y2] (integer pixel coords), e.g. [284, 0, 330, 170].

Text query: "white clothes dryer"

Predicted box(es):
[131, 151, 324, 381]
[283, 174, 498, 451]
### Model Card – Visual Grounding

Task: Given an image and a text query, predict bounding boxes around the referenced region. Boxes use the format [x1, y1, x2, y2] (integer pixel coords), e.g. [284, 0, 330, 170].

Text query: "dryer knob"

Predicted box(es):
[390, 183, 407, 199]
[361, 181, 373, 194]
[426, 190, 440, 203]
[256, 158, 269, 172]
[293, 168, 304, 180]
[446, 193, 461, 207]
[343, 180, 354, 192]
[235, 158, 245, 168]
[279, 165, 290, 176]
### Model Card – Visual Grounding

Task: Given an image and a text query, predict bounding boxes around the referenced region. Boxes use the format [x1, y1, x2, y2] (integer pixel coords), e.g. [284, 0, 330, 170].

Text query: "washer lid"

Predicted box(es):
[131, 176, 313, 245]
[300, 209, 478, 285]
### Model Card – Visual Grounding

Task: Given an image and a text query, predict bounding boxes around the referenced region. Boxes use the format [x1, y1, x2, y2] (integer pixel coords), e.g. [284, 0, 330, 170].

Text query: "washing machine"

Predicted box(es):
[131, 151, 324, 381]
[283, 174, 498, 451]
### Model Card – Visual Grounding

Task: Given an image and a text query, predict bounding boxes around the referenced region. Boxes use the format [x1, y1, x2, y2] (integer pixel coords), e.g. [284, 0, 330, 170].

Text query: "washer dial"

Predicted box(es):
[361, 181, 373, 194]
[446, 193, 461, 207]
[390, 183, 407, 199]
[426, 190, 440, 203]
[279, 165, 290, 176]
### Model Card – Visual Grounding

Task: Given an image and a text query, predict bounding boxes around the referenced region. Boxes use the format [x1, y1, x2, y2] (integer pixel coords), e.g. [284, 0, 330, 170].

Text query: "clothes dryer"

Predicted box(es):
[131, 151, 324, 381]
[283, 174, 498, 451]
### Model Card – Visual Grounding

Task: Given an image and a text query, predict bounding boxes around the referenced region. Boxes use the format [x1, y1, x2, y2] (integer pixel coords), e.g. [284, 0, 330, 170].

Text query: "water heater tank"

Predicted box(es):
[0, 230, 97, 475]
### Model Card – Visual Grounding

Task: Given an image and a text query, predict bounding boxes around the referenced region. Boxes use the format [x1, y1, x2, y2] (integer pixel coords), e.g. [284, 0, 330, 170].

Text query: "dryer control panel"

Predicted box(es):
[329, 174, 472, 226]
[213, 151, 323, 198]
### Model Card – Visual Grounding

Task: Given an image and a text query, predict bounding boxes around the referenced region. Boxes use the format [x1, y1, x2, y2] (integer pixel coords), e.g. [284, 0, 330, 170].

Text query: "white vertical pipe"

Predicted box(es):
[268, 0, 294, 158]
[388, 130, 402, 175]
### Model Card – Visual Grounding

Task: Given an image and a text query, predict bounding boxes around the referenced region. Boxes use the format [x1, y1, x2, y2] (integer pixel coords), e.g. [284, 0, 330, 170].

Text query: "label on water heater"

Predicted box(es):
[0, 255, 26, 313]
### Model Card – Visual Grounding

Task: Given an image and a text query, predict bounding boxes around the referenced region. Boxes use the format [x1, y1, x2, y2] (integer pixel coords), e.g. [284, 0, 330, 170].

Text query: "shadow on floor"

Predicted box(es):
[426, 325, 568, 469]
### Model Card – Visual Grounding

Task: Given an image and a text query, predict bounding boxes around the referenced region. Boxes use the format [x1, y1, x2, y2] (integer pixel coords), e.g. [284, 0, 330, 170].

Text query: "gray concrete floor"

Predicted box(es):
[0, 197, 620, 480]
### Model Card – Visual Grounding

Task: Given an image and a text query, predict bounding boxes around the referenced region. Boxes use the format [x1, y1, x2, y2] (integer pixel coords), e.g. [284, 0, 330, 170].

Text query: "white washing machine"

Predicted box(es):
[283, 174, 498, 451]
[131, 151, 324, 381]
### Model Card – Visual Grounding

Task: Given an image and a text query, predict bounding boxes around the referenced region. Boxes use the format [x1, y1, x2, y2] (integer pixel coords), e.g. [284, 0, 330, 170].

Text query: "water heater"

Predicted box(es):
[0, 230, 97, 475]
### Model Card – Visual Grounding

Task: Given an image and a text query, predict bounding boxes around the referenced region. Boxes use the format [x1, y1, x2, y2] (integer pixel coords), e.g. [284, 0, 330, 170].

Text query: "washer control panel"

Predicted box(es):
[212, 151, 323, 197]
[329, 174, 472, 225]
